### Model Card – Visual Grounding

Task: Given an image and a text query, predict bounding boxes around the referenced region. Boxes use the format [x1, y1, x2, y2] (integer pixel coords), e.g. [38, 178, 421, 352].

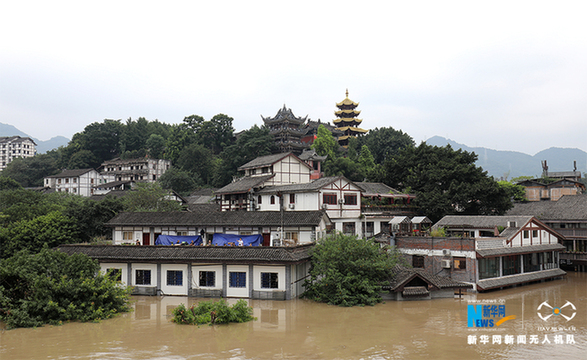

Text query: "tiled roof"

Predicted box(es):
[237, 153, 293, 170]
[384, 266, 473, 291]
[56, 244, 313, 264]
[355, 182, 402, 195]
[256, 176, 344, 194]
[45, 168, 96, 178]
[0, 136, 37, 145]
[402, 286, 429, 297]
[507, 195, 587, 221]
[434, 215, 534, 229]
[477, 269, 566, 291]
[105, 210, 329, 227]
[215, 174, 274, 194]
[477, 243, 565, 257]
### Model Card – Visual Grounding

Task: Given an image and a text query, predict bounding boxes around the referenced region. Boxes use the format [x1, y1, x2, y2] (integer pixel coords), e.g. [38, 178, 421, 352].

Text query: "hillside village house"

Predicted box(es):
[43, 169, 115, 196]
[508, 194, 587, 271]
[395, 215, 567, 291]
[517, 178, 585, 201]
[0, 136, 36, 171]
[215, 152, 411, 237]
[100, 157, 171, 182]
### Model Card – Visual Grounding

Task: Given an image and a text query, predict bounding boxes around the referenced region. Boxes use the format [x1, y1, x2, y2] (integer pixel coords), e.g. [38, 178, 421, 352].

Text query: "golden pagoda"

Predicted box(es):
[333, 89, 368, 147]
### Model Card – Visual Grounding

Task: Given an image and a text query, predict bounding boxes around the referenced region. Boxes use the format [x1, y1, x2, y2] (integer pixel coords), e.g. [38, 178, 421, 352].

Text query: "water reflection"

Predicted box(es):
[1, 272, 585, 359]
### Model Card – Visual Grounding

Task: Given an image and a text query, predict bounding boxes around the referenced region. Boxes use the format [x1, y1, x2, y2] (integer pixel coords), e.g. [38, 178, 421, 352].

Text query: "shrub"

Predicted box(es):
[0, 249, 132, 329]
[171, 299, 255, 325]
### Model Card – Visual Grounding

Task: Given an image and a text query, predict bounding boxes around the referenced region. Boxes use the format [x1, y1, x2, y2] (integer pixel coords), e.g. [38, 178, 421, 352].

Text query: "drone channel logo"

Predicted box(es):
[537, 301, 576, 322]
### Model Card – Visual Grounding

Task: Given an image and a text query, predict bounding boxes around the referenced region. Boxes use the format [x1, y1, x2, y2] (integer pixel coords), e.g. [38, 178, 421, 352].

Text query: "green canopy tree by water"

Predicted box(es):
[303, 233, 405, 307]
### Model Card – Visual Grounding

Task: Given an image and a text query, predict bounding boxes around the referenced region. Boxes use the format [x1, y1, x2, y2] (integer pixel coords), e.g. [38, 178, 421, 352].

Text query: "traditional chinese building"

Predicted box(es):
[333, 90, 368, 147]
[262, 105, 310, 154]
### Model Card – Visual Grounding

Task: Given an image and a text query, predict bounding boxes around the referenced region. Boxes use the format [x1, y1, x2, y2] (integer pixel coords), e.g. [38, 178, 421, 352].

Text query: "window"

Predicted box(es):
[453, 257, 466, 270]
[289, 193, 295, 204]
[106, 268, 122, 282]
[261, 273, 279, 289]
[177, 231, 188, 236]
[344, 194, 357, 205]
[523, 230, 529, 239]
[479, 258, 499, 279]
[285, 232, 298, 242]
[167, 270, 183, 286]
[73, 178, 77, 183]
[136, 270, 151, 285]
[412, 255, 425, 268]
[258, 195, 262, 204]
[91, 178, 94, 184]
[58, 179, 61, 184]
[262, 167, 269, 173]
[532, 230, 538, 238]
[503, 255, 520, 276]
[270, 195, 275, 205]
[323, 193, 337, 205]
[65, 178, 69, 183]
[229, 272, 246, 288]
[343, 222, 356, 235]
[123, 231, 133, 240]
[199, 271, 216, 287]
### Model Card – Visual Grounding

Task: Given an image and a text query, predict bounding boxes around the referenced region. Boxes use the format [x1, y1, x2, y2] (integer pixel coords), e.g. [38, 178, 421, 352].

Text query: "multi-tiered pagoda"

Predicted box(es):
[333, 90, 368, 147]
[262, 105, 310, 154]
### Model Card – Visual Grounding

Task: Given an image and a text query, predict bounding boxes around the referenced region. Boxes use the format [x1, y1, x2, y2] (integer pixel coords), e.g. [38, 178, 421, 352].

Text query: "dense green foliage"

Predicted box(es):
[122, 182, 185, 212]
[303, 233, 405, 307]
[384, 143, 512, 222]
[0, 189, 124, 259]
[171, 299, 255, 325]
[497, 180, 527, 201]
[0, 249, 132, 329]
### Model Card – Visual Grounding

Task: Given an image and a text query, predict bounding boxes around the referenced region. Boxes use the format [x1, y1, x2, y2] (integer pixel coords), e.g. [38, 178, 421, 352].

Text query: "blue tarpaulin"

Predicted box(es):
[155, 235, 203, 246]
[211, 233, 262, 246]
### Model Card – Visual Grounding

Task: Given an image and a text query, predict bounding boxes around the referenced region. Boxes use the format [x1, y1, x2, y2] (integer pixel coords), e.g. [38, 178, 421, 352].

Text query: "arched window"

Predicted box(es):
[270, 195, 275, 205]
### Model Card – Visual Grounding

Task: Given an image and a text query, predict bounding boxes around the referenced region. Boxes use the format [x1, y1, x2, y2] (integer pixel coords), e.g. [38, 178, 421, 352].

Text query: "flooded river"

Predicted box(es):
[2, 272, 586, 359]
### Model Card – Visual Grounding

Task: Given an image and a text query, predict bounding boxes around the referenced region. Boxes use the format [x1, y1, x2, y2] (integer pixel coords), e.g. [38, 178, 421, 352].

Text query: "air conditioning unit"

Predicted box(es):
[288, 204, 295, 209]
[338, 198, 345, 204]
[441, 259, 452, 269]
[442, 249, 451, 256]
[322, 204, 328, 210]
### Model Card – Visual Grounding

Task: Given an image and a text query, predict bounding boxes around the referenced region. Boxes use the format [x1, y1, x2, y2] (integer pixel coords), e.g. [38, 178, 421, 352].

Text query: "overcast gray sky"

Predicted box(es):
[1, 1, 586, 155]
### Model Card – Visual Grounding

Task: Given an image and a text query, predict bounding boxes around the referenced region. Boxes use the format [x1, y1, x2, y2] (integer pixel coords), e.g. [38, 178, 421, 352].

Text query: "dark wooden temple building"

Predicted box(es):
[262, 105, 310, 154]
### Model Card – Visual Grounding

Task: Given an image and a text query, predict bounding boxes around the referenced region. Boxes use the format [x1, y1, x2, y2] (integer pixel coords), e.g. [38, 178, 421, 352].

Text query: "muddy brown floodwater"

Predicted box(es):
[1, 272, 586, 359]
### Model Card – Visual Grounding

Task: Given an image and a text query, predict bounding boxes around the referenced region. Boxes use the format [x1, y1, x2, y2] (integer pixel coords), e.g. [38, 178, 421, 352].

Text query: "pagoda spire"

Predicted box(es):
[333, 90, 367, 147]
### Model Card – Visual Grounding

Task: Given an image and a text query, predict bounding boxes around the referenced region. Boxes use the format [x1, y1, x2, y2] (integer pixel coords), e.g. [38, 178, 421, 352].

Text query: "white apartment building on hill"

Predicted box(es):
[0, 136, 37, 171]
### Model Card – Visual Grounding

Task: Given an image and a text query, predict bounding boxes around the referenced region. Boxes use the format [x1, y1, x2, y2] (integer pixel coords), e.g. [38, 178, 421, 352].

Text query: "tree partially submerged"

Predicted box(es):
[0, 249, 132, 329]
[303, 233, 405, 307]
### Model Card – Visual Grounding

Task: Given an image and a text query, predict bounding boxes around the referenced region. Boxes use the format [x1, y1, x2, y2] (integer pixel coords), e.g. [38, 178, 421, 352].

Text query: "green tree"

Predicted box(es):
[146, 133, 166, 159]
[357, 127, 415, 164]
[0, 177, 22, 191]
[0, 248, 131, 328]
[175, 143, 214, 185]
[67, 149, 99, 169]
[498, 180, 527, 202]
[212, 125, 275, 187]
[303, 233, 405, 307]
[312, 124, 338, 160]
[195, 114, 235, 155]
[0, 211, 80, 259]
[159, 167, 199, 196]
[122, 182, 184, 212]
[78, 119, 124, 166]
[164, 122, 197, 164]
[1, 154, 59, 187]
[385, 143, 512, 222]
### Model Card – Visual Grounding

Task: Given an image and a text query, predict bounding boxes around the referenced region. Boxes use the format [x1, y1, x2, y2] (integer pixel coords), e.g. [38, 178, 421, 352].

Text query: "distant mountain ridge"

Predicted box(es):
[425, 136, 587, 179]
[0, 122, 70, 153]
